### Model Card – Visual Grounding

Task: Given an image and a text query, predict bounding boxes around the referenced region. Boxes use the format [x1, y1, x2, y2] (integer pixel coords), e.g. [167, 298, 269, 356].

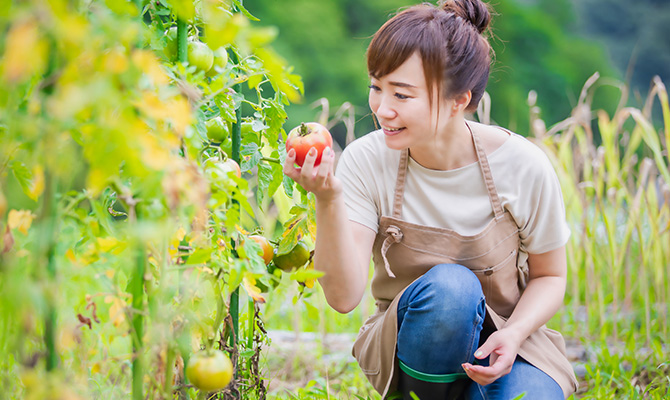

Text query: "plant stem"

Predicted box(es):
[228, 45, 242, 394]
[130, 244, 146, 400]
[42, 173, 58, 371]
[260, 157, 281, 165]
[177, 19, 187, 64]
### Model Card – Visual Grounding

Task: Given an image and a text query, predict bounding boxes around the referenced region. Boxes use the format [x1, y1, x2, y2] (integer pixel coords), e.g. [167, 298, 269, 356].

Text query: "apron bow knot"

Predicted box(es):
[381, 225, 403, 278]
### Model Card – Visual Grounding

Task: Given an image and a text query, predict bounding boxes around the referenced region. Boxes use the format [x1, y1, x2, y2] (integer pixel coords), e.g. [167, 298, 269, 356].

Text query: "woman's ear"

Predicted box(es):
[451, 91, 472, 116]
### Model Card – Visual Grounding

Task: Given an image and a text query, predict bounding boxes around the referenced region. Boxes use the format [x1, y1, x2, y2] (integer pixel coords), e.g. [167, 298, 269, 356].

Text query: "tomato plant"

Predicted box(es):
[286, 122, 333, 167]
[0, 0, 314, 398]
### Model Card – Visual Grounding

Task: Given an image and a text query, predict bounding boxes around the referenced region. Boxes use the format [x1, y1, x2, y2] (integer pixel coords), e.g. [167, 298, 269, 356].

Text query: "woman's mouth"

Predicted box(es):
[382, 125, 405, 136]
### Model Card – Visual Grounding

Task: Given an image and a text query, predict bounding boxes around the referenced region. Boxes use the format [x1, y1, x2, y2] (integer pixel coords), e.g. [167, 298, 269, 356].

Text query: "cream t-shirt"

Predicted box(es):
[335, 128, 570, 255]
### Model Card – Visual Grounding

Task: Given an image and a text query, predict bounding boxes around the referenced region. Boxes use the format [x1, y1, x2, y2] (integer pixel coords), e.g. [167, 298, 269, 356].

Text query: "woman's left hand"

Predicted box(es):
[461, 327, 523, 386]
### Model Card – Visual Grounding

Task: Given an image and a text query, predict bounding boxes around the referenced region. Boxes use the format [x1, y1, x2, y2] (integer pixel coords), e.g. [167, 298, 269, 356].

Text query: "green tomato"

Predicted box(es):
[187, 41, 214, 73]
[206, 47, 229, 78]
[186, 350, 233, 392]
[205, 117, 229, 143]
[273, 241, 311, 272]
[220, 138, 233, 158]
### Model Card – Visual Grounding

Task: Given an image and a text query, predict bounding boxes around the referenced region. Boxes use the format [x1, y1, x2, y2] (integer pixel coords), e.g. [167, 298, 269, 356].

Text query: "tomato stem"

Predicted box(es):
[260, 157, 281, 164]
[299, 122, 310, 137]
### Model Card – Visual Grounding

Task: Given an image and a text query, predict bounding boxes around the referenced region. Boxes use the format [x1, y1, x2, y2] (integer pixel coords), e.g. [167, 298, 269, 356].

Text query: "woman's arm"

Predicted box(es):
[283, 147, 376, 313]
[462, 246, 567, 385]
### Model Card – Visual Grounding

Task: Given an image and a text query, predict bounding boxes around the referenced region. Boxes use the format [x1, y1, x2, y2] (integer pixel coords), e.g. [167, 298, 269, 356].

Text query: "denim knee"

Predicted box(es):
[396, 263, 486, 374]
[399, 263, 484, 317]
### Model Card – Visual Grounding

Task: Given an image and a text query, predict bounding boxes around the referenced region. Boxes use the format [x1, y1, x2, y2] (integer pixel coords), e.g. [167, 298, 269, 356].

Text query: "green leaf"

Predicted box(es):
[185, 248, 213, 265]
[10, 161, 33, 199]
[264, 96, 287, 145]
[282, 175, 294, 199]
[277, 207, 308, 255]
[268, 150, 284, 199]
[168, 0, 195, 22]
[231, 0, 260, 21]
[240, 143, 261, 172]
[290, 268, 324, 283]
[256, 162, 273, 208]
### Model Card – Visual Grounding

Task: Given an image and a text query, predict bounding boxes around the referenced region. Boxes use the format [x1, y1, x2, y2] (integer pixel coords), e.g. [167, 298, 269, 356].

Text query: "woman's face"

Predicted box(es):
[368, 52, 453, 151]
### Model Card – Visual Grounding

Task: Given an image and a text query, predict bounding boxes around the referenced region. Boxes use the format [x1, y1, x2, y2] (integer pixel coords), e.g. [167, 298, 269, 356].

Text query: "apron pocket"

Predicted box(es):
[352, 313, 383, 376]
[472, 249, 519, 317]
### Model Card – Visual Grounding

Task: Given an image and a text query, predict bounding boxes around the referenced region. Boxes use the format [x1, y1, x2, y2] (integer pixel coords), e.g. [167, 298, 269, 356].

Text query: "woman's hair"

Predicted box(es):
[367, 0, 493, 112]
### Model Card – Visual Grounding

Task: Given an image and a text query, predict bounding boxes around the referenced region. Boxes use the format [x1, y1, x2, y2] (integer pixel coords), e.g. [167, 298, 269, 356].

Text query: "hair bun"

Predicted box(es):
[441, 0, 491, 34]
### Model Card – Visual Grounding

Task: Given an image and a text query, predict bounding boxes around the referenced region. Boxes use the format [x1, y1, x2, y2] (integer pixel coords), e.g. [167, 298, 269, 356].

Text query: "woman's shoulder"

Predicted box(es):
[479, 125, 559, 185]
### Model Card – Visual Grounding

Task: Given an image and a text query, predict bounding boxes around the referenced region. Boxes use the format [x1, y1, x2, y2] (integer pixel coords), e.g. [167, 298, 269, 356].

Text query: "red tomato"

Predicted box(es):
[285, 122, 333, 167]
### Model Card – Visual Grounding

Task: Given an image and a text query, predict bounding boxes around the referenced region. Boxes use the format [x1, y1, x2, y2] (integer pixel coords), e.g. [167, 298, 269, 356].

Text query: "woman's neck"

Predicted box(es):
[408, 119, 477, 171]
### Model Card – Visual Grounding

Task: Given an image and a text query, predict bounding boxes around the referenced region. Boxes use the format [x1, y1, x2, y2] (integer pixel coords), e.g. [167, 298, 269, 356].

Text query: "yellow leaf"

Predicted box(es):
[96, 237, 119, 252]
[135, 92, 170, 120]
[103, 47, 129, 74]
[242, 274, 266, 303]
[105, 296, 126, 327]
[86, 168, 110, 196]
[138, 133, 170, 170]
[65, 249, 77, 263]
[8, 210, 35, 235]
[176, 227, 186, 241]
[91, 362, 101, 374]
[27, 165, 44, 200]
[105, 269, 115, 279]
[1, 18, 48, 83]
[304, 260, 316, 289]
[166, 97, 193, 135]
[131, 50, 169, 86]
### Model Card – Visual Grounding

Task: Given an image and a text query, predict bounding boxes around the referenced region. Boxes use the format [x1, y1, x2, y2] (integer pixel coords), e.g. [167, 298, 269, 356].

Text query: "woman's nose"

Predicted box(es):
[374, 96, 396, 120]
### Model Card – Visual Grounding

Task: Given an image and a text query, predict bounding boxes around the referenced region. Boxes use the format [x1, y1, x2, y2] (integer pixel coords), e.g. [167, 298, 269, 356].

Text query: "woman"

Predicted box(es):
[283, 1, 578, 399]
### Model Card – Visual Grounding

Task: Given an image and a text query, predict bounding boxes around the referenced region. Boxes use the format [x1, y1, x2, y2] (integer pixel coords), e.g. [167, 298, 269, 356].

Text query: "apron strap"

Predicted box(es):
[468, 122, 505, 220]
[391, 149, 410, 219]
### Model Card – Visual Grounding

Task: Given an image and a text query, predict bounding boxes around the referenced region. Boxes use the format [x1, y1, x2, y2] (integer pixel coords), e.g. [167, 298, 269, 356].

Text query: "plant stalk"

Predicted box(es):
[130, 244, 146, 400]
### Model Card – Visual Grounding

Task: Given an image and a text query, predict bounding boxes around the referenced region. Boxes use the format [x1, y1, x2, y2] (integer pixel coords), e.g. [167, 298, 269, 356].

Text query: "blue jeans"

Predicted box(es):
[396, 264, 563, 399]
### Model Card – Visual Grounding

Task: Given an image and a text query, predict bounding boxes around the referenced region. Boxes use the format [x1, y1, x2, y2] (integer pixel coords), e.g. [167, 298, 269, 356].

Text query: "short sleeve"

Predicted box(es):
[335, 142, 381, 233]
[514, 144, 571, 254]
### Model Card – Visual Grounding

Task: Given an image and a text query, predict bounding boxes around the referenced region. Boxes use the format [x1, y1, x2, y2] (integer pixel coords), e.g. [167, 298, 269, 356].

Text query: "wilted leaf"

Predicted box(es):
[242, 274, 266, 303]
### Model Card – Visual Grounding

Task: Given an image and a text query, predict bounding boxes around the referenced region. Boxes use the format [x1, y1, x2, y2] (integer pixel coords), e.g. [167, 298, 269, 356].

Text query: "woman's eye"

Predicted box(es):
[368, 84, 381, 92]
[395, 93, 409, 100]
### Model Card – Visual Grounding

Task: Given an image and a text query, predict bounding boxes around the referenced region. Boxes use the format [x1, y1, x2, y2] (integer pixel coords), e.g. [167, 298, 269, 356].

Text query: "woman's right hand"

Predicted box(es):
[283, 146, 341, 202]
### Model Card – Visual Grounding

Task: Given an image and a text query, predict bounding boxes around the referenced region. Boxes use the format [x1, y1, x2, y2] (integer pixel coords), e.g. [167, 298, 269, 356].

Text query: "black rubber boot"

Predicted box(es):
[398, 369, 470, 400]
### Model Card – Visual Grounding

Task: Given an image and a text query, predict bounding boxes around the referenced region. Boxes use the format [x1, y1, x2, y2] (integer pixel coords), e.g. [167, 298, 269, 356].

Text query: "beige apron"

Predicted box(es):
[351, 126, 578, 398]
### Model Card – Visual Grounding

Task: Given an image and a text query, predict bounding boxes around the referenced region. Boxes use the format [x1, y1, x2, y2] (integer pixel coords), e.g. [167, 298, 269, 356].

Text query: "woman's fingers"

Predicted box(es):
[283, 148, 300, 180]
[314, 147, 334, 185]
[462, 350, 514, 386]
[283, 147, 337, 195]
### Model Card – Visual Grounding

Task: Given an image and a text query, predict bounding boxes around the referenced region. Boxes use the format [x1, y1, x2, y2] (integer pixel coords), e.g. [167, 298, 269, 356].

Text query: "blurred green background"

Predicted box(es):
[242, 0, 669, 148]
